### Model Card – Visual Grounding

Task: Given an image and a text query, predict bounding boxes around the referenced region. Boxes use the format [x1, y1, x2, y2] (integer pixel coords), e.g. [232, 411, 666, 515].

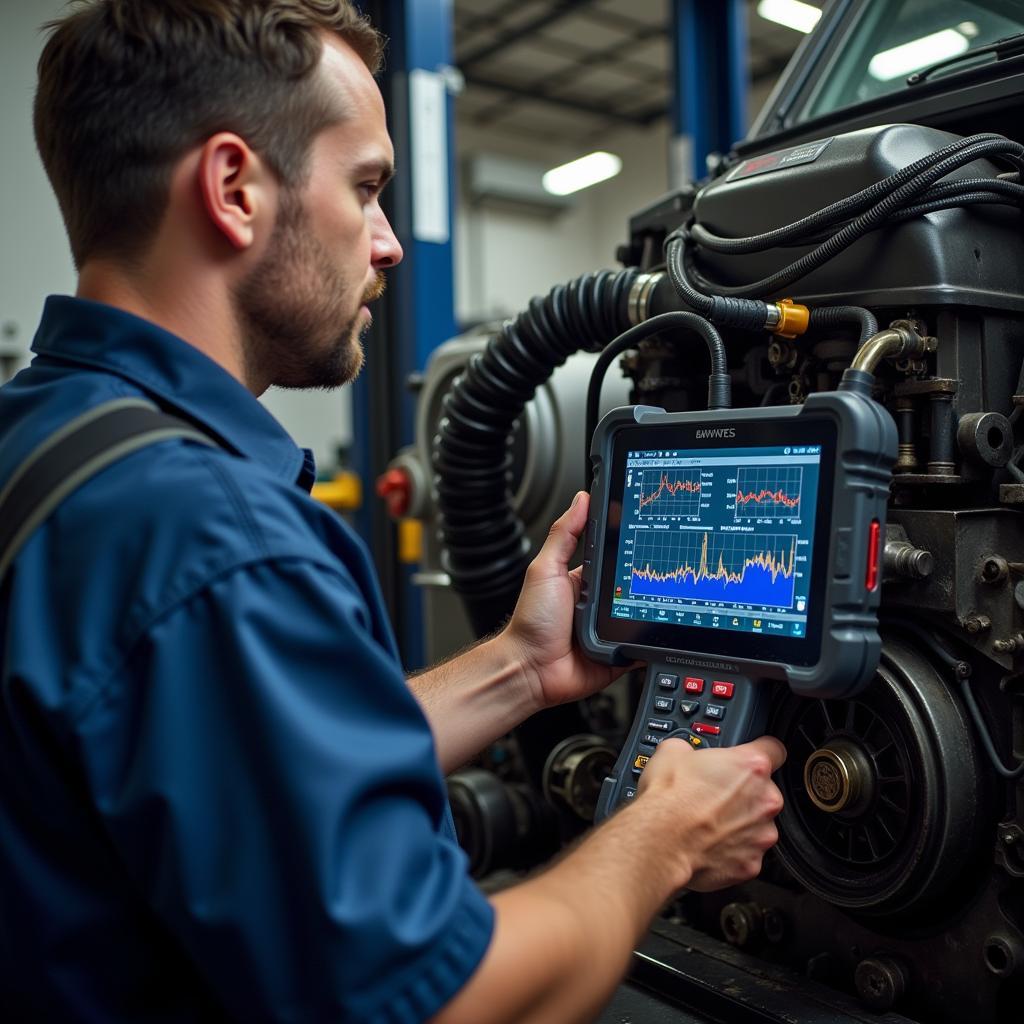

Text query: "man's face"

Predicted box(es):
[234, 38, 401, 392]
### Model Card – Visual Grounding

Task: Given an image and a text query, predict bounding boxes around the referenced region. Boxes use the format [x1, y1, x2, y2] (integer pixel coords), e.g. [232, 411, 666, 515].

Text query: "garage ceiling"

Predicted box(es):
[453, 0, 820, 145]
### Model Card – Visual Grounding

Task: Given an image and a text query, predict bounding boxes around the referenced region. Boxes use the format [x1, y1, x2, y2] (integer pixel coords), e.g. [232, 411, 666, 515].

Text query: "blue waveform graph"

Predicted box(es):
[630, 531, 797, 609]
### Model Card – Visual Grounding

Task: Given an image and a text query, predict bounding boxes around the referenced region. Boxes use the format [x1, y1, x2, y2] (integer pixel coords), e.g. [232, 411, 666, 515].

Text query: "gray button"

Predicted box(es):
[833, 527, 852, 578]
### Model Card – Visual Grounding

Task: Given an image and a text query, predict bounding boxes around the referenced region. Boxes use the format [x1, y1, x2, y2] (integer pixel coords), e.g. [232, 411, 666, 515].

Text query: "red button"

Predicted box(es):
[692, 722, 721, 736]
[684, 677, 705, 694]
[865, 518, 881, 592]
[711, 681, 734, 699]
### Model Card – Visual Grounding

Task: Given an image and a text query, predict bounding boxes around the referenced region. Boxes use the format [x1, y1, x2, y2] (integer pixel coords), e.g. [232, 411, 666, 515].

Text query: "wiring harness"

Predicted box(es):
[666, 132, 1024, 342]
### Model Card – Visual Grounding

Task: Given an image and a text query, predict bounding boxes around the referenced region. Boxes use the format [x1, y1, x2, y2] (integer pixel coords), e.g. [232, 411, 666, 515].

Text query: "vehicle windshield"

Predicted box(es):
[802, 0, 1024, 121]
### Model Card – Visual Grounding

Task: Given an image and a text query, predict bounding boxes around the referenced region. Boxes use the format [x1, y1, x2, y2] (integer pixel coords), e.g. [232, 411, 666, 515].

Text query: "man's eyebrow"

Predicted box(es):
[354, 159, 396, 184]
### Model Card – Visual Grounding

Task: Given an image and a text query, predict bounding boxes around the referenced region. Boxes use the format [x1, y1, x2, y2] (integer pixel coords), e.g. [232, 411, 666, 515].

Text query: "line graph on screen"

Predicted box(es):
[629, 531, 797, 608]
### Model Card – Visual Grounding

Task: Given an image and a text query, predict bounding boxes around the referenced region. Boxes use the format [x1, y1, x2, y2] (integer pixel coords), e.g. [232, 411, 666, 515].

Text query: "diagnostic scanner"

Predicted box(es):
[575, 393, 897, 820]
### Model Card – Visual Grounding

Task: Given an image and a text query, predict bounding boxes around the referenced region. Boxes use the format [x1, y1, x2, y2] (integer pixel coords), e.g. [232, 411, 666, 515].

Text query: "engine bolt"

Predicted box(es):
[854, 956, 907, 1012]
[884, 540, 934, 580]
[964, 615, 991, 635]
[984, 934, 1024, 978]
[994, 634, 1024, 654]
[982, 557, 1009, 584]
[720, 902, 763, 949]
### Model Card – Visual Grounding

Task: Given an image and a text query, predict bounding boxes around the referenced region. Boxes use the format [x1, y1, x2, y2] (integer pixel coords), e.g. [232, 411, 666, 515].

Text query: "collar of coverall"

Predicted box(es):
[31, 295, 316, 492]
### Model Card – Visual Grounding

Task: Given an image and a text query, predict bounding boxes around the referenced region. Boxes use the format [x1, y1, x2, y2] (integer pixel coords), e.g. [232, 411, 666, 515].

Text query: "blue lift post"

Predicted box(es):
[351, 0, 457, 669]
[671, 0, 749, 183]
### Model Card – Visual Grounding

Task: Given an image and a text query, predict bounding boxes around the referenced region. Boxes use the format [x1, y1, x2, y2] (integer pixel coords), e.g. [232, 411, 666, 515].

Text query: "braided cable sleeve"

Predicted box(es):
[809, 306, 879, 345]
[689, 133, 1020, 255]
[678, 136, 1024, 300]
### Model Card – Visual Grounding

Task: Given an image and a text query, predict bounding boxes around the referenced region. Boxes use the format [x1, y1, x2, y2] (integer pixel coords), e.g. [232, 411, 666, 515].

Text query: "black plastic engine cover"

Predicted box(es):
[693, 124, 1024, 312]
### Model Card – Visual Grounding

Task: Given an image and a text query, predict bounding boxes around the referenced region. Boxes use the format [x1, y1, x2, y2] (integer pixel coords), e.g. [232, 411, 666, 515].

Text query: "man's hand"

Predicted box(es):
[503, 491, 627, 712]
[637, 734, 787, 892]
[433, 732, 787, 1024]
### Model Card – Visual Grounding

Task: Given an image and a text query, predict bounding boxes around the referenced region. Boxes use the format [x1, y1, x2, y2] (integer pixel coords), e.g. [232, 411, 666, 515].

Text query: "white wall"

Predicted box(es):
[0, 2, 351, 471]
[0, 1, 76, 377]
[454, 120, 672, 326]
[451, 71, 790, 327]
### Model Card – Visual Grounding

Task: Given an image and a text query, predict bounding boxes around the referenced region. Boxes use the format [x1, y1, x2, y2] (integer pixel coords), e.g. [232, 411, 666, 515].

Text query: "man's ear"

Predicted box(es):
[196, 132, 272, 251]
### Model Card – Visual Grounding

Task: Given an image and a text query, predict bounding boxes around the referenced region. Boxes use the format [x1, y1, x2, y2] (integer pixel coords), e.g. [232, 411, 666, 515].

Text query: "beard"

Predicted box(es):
[233, 189, 384, 392]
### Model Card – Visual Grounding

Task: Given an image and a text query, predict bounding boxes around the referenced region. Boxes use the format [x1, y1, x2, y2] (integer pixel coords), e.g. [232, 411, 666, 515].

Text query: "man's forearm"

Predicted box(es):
[409, 632, 540, 774]
[432, 796, 686, 1024]
[433, 736, 787, 1024]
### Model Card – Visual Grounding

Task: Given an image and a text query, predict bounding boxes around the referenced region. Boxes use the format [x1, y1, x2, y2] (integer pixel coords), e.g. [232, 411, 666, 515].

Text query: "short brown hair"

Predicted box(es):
[34, 0, 384, 269]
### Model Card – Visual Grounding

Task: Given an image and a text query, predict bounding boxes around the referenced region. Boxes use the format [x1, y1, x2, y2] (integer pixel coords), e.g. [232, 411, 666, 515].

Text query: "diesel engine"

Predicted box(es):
[393, 8, 1024, 1021]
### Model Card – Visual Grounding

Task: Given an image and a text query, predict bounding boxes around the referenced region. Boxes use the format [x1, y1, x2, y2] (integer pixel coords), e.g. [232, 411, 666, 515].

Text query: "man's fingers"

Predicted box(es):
[533, 491, 590, 573]
[745, 735, 787, 774]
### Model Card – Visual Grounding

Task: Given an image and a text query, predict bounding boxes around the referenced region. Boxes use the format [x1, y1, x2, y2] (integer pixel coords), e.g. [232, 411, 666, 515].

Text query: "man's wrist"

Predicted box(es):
[494, 625, 546, 716]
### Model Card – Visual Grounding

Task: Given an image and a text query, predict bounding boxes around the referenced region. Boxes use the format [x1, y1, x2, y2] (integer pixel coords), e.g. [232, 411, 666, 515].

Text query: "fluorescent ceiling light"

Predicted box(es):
[868, 28, 970, 81]
[542, 152, 622, 196]
[756, 0, 821, 34]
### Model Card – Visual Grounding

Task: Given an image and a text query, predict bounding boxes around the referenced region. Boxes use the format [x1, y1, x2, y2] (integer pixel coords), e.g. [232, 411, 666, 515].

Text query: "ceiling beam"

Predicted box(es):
[464, 71, 651, 126]
[455, 0, 521, 37]
[457, 0, 600, 68]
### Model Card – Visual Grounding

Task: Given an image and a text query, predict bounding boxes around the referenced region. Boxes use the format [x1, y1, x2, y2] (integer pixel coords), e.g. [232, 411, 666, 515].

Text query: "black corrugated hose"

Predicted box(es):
[433, 268, 639, 638]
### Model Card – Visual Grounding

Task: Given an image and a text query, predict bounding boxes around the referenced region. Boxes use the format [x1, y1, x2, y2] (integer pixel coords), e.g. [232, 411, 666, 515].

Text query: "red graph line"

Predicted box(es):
[640, 473, 701, 509]
[735, 487, 800, 509]
[631, 533, 795, 586]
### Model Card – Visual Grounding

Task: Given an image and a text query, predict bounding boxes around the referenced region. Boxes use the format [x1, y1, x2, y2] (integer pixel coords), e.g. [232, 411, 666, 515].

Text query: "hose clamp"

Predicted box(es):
[628, 272, 664, 326]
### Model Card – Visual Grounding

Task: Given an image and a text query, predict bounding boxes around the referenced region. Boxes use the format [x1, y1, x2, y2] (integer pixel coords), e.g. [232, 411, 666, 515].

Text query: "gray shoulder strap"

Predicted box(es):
[0, 398, 218, 581]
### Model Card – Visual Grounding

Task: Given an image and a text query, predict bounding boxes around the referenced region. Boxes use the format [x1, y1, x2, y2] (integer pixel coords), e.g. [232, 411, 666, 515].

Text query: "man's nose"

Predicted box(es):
[371, 209, 403, 269]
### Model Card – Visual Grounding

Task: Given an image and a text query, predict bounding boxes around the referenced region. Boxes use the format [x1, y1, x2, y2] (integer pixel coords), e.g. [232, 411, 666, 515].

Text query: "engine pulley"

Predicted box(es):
[769, 637, 984, 915]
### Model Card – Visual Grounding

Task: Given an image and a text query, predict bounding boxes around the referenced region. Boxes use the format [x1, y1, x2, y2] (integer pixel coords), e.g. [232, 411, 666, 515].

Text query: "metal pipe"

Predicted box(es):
[851, 321, 936, 376]
[851, 329, 908, 375]
[928, 392, 956, 475]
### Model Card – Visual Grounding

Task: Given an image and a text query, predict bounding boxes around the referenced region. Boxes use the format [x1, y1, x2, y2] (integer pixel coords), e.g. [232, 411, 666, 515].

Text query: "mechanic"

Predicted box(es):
[0, 2, 787, 1022]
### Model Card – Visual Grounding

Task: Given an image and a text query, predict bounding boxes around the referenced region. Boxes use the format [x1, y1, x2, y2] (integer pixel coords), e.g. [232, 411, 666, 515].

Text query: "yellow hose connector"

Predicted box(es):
[771, 298, 810, 339]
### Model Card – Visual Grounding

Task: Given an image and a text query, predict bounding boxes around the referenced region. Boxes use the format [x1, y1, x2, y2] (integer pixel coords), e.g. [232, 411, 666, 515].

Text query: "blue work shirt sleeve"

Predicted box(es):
[70, 557, 494, 1024]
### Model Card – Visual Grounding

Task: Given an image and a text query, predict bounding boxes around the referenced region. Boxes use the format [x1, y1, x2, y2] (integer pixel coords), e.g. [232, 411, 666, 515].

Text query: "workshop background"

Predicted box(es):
[9, 4, 1024, 1023]
[0, 0, 806, 490]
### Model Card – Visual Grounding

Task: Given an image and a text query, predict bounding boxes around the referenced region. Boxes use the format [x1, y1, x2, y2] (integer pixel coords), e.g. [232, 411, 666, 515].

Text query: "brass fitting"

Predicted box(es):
[769, 298, 810, 339]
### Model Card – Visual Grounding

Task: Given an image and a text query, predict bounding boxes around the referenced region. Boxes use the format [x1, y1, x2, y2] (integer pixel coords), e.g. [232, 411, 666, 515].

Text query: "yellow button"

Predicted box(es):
[633, 754, 649, 770]
[689, 735, 704, 749]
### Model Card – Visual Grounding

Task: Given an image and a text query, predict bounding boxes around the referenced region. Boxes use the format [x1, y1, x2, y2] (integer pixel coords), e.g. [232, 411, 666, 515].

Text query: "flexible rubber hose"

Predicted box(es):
[809, 306, 878, 345]
[433, 268, 638, 638]
[665, 238, 766, 327]
[583, 312, 728, 485]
